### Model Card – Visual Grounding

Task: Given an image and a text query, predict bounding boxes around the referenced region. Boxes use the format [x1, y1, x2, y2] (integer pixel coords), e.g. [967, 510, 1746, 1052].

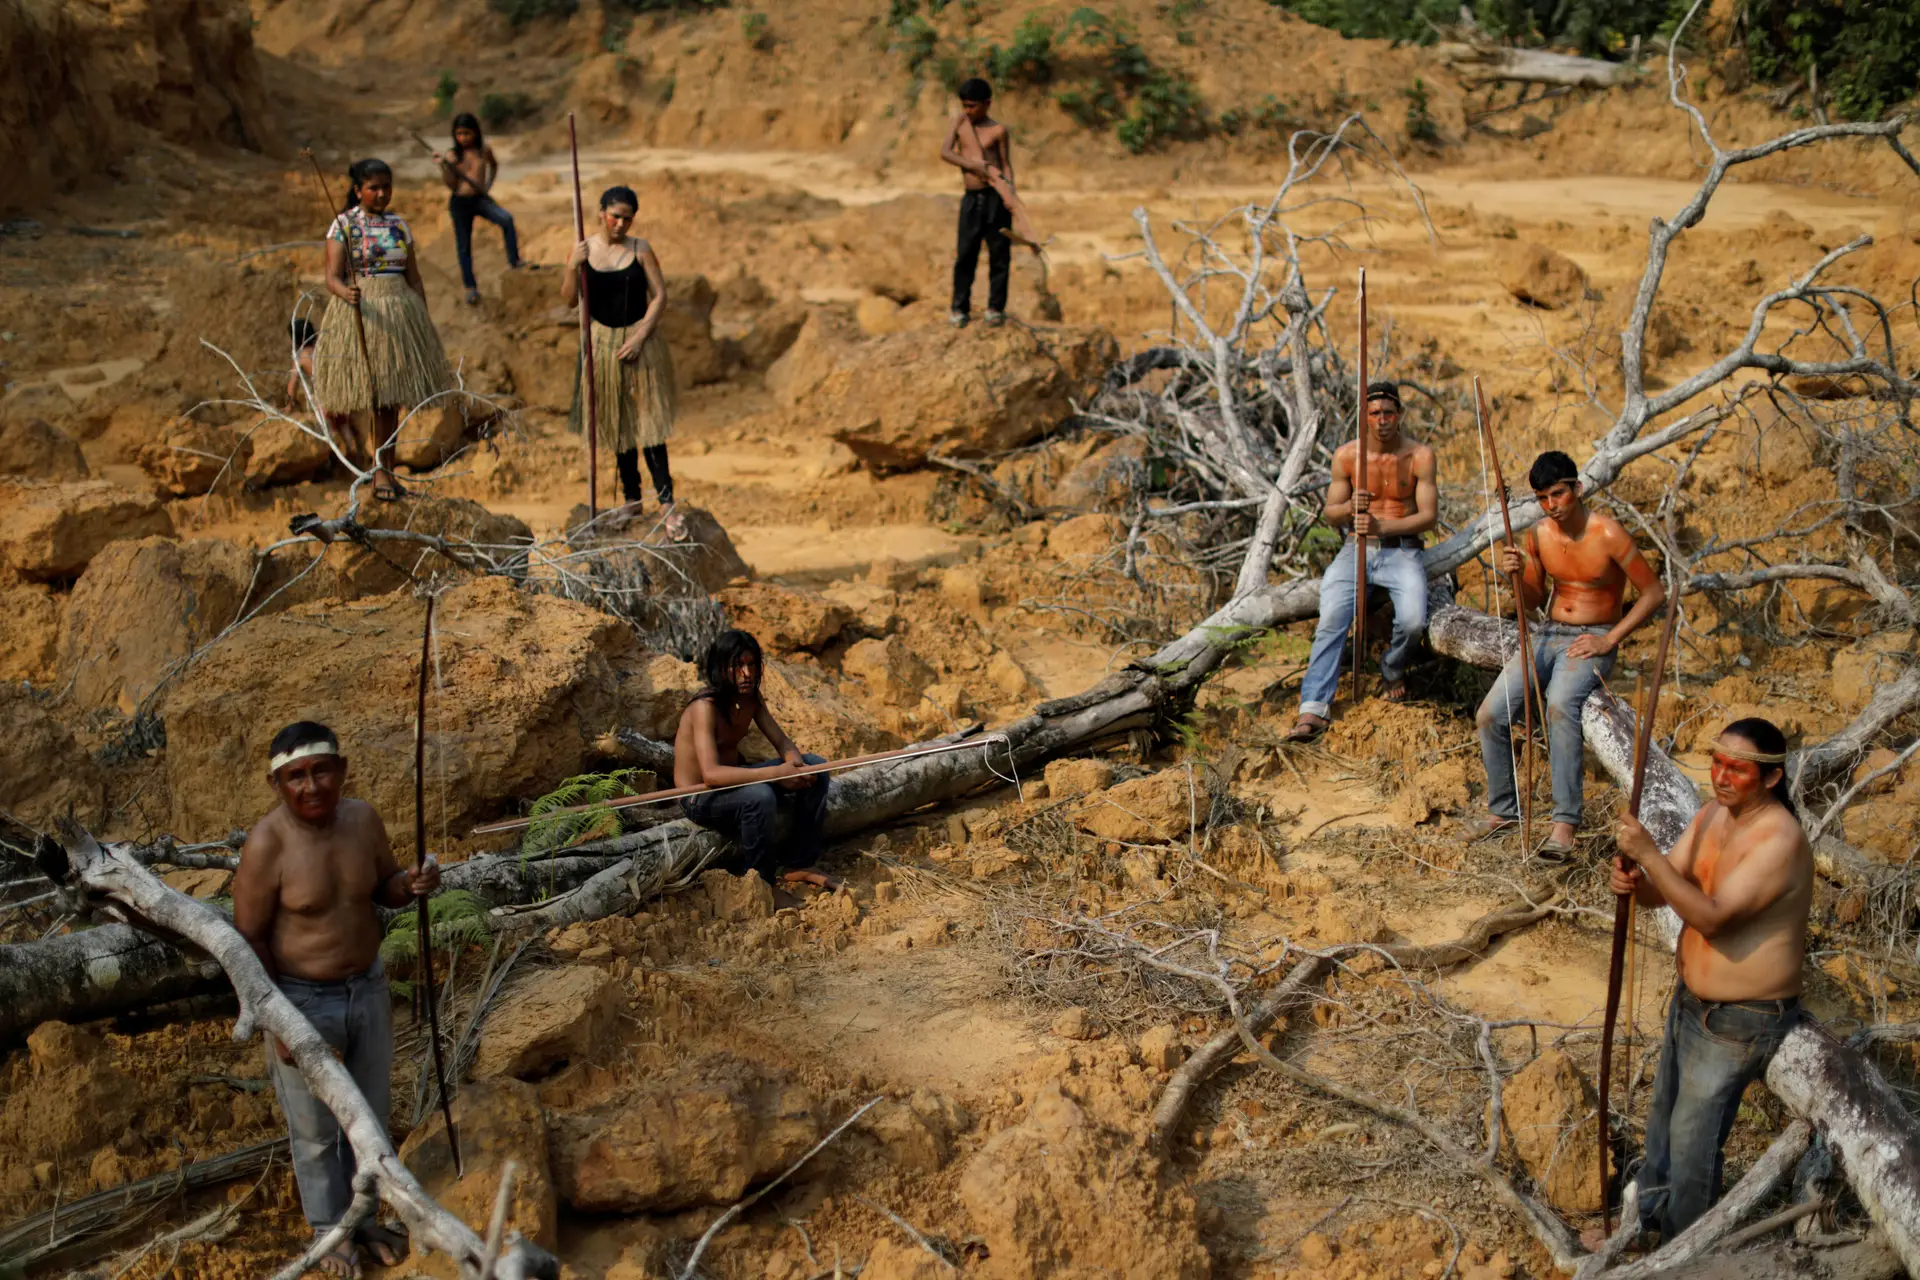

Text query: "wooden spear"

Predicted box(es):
[1351, 268, 1370, 703]
[1472, 378, 1544, 859]
[413, 595, 461, 1176]
[1598, 600, 1680, 1233]
[568, 113, 599, 520]
[298, 150, 379, 428]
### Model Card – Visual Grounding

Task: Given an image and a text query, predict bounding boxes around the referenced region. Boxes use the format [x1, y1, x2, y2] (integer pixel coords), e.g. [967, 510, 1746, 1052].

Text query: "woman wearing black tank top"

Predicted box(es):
[562, 185, 678, 518]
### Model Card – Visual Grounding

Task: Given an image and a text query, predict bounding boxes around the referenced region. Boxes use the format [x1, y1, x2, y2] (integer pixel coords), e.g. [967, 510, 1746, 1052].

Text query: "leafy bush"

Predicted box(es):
[1275, 0, 1682, 57]
[1117, 69, 1206, 152]
[1745, 0, 1920, 120]
[433, 70, 459, 115]
[479, 91, 536, 130]
[487, 0, 577, 24]
[742, 10, 772, 49]
[1404, 76, 1438, 143]
[988, 12, 1058, 86]
[522, 768, 646, 855]
[380, 890, 492, 971]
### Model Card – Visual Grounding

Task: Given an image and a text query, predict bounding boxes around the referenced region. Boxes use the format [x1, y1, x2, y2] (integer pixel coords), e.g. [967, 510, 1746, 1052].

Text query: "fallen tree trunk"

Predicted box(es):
[1426, 601, 1920, 1279]
[1437, 42, 1641, 89]
[48, 824, 559, 1280]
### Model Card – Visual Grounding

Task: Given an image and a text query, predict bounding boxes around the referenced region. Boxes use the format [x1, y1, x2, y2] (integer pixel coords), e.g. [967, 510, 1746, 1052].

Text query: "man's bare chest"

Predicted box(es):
[279, 844, 377, 915]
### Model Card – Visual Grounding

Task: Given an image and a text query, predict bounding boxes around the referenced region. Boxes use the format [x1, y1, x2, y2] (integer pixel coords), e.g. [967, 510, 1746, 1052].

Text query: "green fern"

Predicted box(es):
[522, 768, 646, 856]
[380, 890, 493, 969]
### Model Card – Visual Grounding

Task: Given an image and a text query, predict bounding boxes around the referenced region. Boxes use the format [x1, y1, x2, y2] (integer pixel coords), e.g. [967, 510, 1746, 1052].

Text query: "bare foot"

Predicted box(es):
[357, 1223, 408, 1268]
[312, 1243, 360, 1278]
[779, 869, 841, 891]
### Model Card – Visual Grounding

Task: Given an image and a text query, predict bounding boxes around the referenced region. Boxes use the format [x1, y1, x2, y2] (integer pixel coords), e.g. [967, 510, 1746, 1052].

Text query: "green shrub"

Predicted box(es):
[522, 768, 646, 855]
[742, 10, 772, 48]
[487, 0, 577, 24]
[1745, 0, 1920, 120]
[433, 70, 458, 115]
[479, 91, 536, 130]
[1117, 69, 1206, 151]
[379, 890, 492, 973]
[1404, 76, 1438, 143]
[987, 12, 1057, 86]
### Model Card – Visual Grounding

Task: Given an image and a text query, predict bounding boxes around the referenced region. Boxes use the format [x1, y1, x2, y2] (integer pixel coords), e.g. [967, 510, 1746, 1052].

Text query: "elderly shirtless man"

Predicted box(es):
[233, 721, 439, 1278]
[1471, 450, 1666, 859]
[1611, 716, 1812, 1244]
[1286, 381, 1439, 741]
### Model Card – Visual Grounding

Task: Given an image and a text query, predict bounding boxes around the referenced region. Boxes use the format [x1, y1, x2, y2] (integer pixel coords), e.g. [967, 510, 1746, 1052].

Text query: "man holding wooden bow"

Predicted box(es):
[1287, 381, 1438, 742]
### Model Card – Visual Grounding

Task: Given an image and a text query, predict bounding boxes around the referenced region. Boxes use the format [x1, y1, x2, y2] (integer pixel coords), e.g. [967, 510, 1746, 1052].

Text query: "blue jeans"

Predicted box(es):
[681, 754, 831, 876]
[1475, 626, 1614, 827]
[448, 194, 521, 290]
[268, 960, 392, 1233]
[1639, 988, 1799, 1240]
[1298, 541, 1429, 720]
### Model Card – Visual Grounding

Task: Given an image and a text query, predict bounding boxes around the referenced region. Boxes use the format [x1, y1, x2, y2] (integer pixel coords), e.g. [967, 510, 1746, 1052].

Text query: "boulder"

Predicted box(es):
[0, 686, 106, 828]
[765, 309, 859, 407]
[1498, 243, 1590, 309]
[244, 420, 332, 488]
[473, 966, 621, 1081]
[831, 195, 955, 305]
[1043, 758, 1115, 800]
[738, 299, 809, 372]
[158, 578, 684, 838]
[986, 650, 1033, 699]
[958, 1083, 1209, 1280]
[391, 402, 471, 473]
[328, 496, 532, 601]
[0, 417, 89, 480]
[571, 504, 749, 595]
[549, 1054, 822, 1212]
[660, 273, 729, 389]
[1050, 436, 1144, 511]
[1047, 513, 1125, 560]
[0, 584, 62, 682]
[718, 583, 853, 654]
[752, 657, 900, 760]
[1500, 1049, 1608, 1215]
[856, 293, 908, 337]
[0, 1023, 138, 1162]
[399, 1079, 558, 1249]
[1076, 769, 1211, 843]
[59, 537, 267, 714]
[842, 635, 936, 706]
[810, 324, 1117, 473]
[1051, 1006, 1101, 1041]
[0, 479, 171, 582]
[137, 420, 247, 496]
[0, 382, 78, 432]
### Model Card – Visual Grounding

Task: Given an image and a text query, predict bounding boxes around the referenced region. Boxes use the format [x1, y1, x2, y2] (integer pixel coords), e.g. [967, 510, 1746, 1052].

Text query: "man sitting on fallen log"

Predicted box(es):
[1286, 380, 1439, 741]
[675, 628, 836, 890]
[1609, 716, 1813, 1247]
[1469, 449, 1664, 859]
[232, 720, 440, 1278]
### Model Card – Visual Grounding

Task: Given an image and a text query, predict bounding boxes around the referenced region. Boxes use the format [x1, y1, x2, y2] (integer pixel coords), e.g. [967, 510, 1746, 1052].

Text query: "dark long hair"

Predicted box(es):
[1720, 717, 1795, 815]
[343, 158, 392, 210]
[450, 112, 483, 160]
[699, 629, 764, 720]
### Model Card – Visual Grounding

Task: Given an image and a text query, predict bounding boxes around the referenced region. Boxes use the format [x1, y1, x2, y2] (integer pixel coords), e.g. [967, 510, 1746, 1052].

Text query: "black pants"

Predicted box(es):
[615, 445, 673, 505]
[447, 195, 520, 290]
[952, 187, 1012, 316]
[681, 755, 830, 878]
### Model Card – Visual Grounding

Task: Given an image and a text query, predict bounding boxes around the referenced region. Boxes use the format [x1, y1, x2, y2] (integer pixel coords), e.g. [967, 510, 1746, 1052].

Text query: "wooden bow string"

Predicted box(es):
[1472, 377, 1544, 858]
[414, 594, 461, 1175]
[298, 149, 379, 418]
[1597, 599, 1680, 1233]
[568, 112, 600, 520]
[1350, 268, 1370, 702]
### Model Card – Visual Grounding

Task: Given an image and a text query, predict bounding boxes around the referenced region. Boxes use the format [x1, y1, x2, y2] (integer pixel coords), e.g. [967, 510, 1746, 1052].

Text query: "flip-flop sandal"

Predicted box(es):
[371, 470, 408, 503]
[1283, 718, 1328, 744]
[1462, 815, 1518, 844]
[356, 1222, 409, 1268]
[1531, 836, 1578, 864]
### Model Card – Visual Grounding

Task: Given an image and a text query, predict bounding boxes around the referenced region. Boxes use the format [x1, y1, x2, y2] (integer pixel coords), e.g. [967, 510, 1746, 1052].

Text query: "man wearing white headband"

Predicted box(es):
[1606, 716, 1812, 1248]
[231, 720, 439, 1276]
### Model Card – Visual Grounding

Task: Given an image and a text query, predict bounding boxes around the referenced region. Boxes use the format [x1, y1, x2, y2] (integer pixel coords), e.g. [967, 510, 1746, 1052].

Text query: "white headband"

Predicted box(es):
[270, 741, 340, 773]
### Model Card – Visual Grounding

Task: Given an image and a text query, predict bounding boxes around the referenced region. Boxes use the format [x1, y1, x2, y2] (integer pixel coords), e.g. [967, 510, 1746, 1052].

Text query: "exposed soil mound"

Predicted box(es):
[0, 686, 106, 828]
[0, 479, 172, 583]
[1501, 1048, 1609, 1215]
[400, 1078, 559, 1250]
[809, 325, 1118, 472]
[0, 585, 63, 683]
[138, 419, 249, 496]
[0, 417, 89, 480]
[0, 0, 278, 211]
[472, 965, 621, 1082]
[0, 1023, 137, 1164]
[1498, 242, 1592, 309]
[959, 1082, 1210, 1279]
[157, 577, 691, 840]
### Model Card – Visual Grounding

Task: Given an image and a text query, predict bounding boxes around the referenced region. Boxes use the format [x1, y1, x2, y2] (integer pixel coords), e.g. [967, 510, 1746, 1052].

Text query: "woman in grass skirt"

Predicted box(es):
[562, 184, 677, 522]
[314, 158, 454, 500]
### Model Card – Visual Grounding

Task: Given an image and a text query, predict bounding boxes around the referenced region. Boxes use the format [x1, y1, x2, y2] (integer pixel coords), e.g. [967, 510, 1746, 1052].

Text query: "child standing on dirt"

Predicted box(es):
[432, 113, 523, 306]
[941, 77, 1015, 329]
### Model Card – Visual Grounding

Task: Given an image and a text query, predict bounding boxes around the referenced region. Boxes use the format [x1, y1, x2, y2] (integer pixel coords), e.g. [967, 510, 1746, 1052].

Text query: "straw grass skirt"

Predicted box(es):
[569, 321, 677, 451]
[312, 274, 454, 415]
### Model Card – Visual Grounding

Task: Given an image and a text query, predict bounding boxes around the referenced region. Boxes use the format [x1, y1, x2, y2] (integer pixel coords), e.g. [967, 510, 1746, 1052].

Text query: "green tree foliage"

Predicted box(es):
[1744, 0, 1920, 119]
[1274, 0, 1685, 57]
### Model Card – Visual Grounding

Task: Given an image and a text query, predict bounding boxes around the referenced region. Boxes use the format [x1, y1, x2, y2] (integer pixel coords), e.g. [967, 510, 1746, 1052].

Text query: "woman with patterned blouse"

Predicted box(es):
[313, 158, 454, 501]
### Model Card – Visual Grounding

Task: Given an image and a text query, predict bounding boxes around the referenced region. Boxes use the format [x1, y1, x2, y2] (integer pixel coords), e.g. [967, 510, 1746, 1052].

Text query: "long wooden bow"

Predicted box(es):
[568, 112, 599, 520]
[414, 594, 461, 1175]
[1350, 268, 1370, 703]
[1598, 599, 1679, 1232]
[1472, 378, 1543, 859]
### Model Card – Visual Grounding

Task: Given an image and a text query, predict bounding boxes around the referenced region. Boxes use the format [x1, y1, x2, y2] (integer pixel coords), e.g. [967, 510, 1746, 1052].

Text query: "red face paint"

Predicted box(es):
[1709, 751, 1765, 807]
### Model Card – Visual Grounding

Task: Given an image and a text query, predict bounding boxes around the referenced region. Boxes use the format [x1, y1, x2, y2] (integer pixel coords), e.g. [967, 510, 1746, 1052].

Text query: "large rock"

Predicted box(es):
[549, 1054, 821, 1212]
[1498, 243, 1591, 309]
[472, 966, 621, 1081]
[0, 686, 106, 828]
[137, 419, 248, 496]
[1050, 436, 1144, 511]
[753, 657, 900, 760]
[1075, 769, 1211, 843]
[0, 584, 62, 682]
[568, 504, 751, 597]
[1500, 1049, 1608, 1215]
[243, 420, 330, 488]
[391, 402, 470, 473]
[158, 578, 691, 838]
[59, 536, 267, 714]
[737, 299, 809, 372]
[958, 1083, 1209, 1279]
[0, 479, 171, 582]
[399, 1079, 558, 1250]
[719, 583, 853, 654]
[0, 417, 89, 480]
[811, 325, 1118, 473]
[329, 495, 533, 600]
[660, 273, 730, 389]
[765, 309, 860, 407]
[841, 635, 936, 706]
